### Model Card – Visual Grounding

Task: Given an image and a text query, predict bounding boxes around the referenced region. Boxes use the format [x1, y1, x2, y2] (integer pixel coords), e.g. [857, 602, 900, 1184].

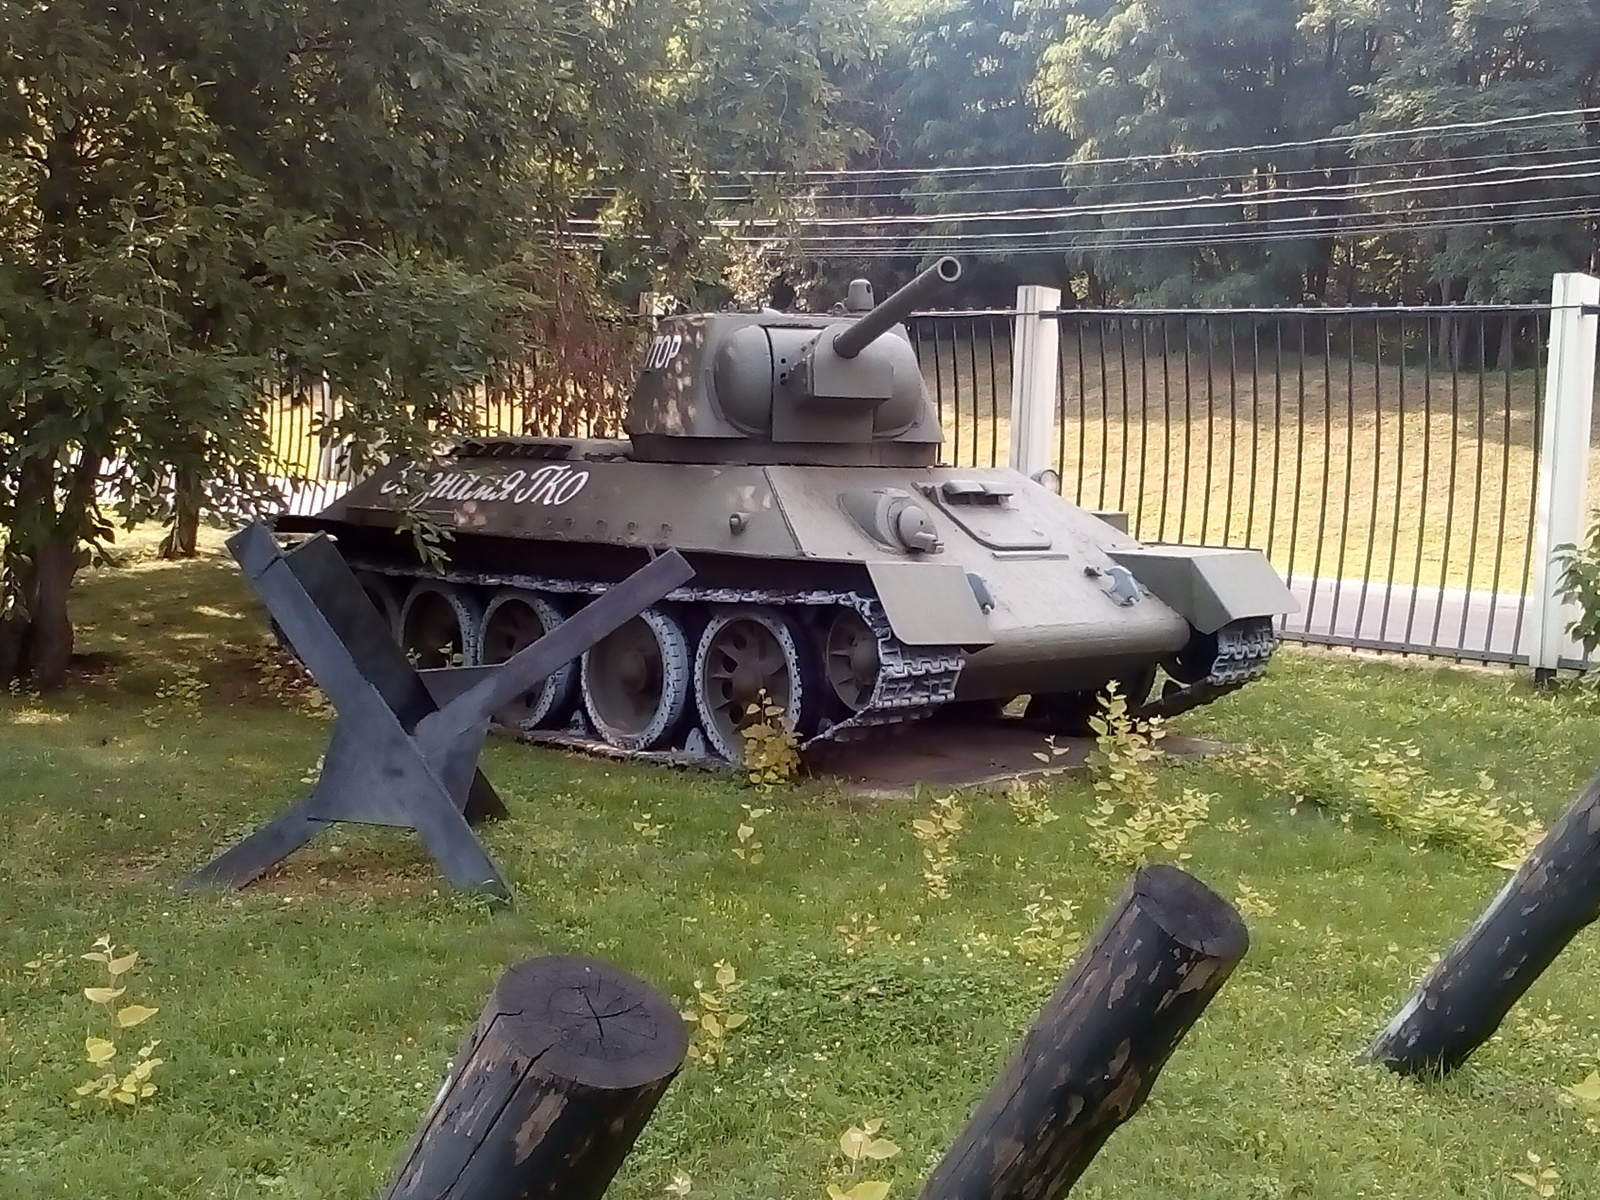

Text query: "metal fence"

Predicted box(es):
[261, 283, 1600, 669]
[907, 296, 1595, 669]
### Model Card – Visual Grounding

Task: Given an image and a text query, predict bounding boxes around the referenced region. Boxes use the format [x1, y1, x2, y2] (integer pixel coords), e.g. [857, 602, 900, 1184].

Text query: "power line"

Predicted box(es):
[747, 188, 1600, 246]
[571, 121, 1600, 206]
[706, 105, 1600, 182]
[716, 157, 1600, 230]
[791, 204, 1598, 257]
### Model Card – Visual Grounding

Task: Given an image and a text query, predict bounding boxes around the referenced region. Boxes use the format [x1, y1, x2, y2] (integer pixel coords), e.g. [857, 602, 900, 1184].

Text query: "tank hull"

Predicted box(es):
[278, 442, 1295, 760]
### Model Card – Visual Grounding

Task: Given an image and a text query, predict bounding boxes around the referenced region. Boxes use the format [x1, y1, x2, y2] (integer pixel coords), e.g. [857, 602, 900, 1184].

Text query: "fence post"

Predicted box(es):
[1008, 285, 1062, 480]
[1526, 273, 1600, 679]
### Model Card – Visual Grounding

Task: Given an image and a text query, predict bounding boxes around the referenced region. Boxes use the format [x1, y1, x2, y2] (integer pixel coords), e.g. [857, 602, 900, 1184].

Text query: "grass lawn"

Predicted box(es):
[5, 534, 1600, 1199]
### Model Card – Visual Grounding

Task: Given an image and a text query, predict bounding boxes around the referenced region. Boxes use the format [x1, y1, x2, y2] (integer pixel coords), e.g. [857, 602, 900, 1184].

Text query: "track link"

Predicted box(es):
[1133, 617, 1280, 722]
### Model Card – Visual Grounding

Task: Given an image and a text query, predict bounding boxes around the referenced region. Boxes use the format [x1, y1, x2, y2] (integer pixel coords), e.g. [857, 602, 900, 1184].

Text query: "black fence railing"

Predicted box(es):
[908, 312, 1015, 470]
[1050, 305, 1551, 664]
[262, 301, 1566, 667]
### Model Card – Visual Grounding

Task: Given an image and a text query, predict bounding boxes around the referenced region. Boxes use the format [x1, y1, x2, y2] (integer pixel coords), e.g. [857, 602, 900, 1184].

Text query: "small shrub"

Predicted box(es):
[733, 804, 771, 863]
[740, 691, 800, 792]
[73, 936, 162, 1109]
[1013, 890, 1080, 963]
[911, 795, 964, 900]
[680, 961, 747, 1068]
[1005, 777, 1058, 829]
[1238, 736, 1540, 867]
[143, 663, 208, 727]
[1084, 684, 1211, 866]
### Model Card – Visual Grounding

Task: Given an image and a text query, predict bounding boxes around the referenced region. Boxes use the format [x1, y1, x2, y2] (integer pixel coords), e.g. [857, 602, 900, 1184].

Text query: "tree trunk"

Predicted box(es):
[381, 955, 689, 1200]
[1360, 770, 1600, 1075]
[0, 455, 84, 689]
[159, 465, 202, 559]
[916, 864, 1249, 1200]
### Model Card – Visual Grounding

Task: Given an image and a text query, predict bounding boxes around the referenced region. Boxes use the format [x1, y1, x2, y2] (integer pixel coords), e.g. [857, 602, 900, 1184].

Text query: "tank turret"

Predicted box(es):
[627, 257, 963, 467]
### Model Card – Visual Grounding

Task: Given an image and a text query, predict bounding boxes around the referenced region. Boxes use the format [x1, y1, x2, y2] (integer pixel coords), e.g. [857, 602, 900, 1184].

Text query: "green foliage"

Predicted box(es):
[909, 794, 964, 899]
[1554, 518, 1600, 686]
[0, 0, 880, 687]
[733, 804, 772, 864]
[1005, 776, 1059, 828]
[739, 691, 802, 793]
[73, 937, 162, 1109]
[680, 961, 749, 1068]
[143, 663, 208, 727]
[1235, 734, 1541, 866]
[853, 0, 1600, 306]
[1084, 683, 1213, 865]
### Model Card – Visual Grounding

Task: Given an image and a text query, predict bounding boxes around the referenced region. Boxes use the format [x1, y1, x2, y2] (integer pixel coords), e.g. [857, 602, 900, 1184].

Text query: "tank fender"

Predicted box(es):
[866, 561, 994, 648]
[1106, 545, 1297, 635]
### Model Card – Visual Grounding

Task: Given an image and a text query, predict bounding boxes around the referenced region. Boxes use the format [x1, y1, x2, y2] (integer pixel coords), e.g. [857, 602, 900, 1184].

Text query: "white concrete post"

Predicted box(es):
[314, 375, 346, 482]
[1008, 285, 1062, 481]
[1526, 272, 1600, 675]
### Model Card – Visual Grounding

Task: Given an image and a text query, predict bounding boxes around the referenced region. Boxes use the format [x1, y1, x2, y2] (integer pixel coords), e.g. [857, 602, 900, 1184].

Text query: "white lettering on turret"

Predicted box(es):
[643, 333, 682, 371]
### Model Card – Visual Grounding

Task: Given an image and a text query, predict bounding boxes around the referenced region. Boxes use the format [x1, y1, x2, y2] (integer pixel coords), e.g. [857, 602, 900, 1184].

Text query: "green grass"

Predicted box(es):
[6, 541, 1600, 1199]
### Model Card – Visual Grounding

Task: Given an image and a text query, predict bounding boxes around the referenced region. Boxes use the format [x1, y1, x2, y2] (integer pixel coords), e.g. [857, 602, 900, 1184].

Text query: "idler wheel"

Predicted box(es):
[399, 581, 482, 669]
[824, 609, 880, 714]
[694, 608, 816, 763]
[353, 571, 402, 640]
[580, 607, 691, 751]
[479, 589, 578, 731]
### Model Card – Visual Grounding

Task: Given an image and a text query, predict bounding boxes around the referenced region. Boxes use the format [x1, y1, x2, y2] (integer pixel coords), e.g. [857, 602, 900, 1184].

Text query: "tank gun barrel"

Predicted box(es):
[833, 256, 962, 360]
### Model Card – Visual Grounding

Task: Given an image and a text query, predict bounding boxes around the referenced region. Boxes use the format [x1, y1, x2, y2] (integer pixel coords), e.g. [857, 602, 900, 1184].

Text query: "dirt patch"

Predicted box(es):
[249, 848, 439, 899]
[209, 639, 327, 710]
[806, 717, 1221, 799]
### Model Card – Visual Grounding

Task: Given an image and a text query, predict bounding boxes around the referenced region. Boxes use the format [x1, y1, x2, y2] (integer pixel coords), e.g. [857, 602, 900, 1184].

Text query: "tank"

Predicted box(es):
[274, 257, 1297, 763]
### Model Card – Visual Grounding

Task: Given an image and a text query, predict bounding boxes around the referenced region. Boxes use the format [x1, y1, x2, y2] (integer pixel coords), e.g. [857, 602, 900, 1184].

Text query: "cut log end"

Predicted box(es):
[382, 955, 688, 1200]
[1133, 862, 1251, 959]
[495, 956, 688, 1089]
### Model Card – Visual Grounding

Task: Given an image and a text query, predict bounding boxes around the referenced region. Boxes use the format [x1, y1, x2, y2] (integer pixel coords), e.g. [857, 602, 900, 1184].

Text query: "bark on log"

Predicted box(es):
[1361, 771, 1600, 1075]
[917, 864, 1248, 1200]
[381, 955, 689, 1200]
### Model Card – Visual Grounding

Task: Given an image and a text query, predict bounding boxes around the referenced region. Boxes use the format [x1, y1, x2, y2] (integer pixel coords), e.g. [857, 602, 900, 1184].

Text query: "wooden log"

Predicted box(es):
[917, 864, 1248, 1200]
[1361, 770, 1600, 1075]
[381, 955, 688, 1200]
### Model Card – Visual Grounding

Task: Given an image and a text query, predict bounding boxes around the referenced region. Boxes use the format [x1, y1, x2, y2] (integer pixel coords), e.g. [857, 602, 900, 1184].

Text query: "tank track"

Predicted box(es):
[1132, 617, 1279, 722]
[343, 557, 964, 760]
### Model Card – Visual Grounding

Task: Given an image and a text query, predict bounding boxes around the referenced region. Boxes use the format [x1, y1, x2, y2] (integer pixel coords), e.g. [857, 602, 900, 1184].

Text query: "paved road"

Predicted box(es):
[1281, 574, 1533, 660]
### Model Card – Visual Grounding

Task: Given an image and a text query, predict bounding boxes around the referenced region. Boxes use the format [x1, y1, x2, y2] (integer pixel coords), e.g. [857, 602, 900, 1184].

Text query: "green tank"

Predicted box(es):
[276, 257, 1295, 763]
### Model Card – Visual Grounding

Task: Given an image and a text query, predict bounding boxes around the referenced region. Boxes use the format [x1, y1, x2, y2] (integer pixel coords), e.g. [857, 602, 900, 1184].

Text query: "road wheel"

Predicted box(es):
[580, 607, 691, 751]
[694, 607, 816, 763]
[479, 590, 578, 731]
[399, 581, 482, 669]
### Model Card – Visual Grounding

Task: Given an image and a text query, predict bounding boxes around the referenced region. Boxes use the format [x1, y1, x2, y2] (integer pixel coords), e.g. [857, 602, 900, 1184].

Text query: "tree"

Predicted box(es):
[1026, 0, 1376, 305]
[0, 0, 879, 688]
[889, 0, 1078, 299]
[1345, 0, 1600, 318]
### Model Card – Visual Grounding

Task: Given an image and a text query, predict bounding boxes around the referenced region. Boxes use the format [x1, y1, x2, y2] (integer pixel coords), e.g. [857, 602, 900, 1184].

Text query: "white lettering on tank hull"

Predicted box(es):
[378, 464, 591, 508]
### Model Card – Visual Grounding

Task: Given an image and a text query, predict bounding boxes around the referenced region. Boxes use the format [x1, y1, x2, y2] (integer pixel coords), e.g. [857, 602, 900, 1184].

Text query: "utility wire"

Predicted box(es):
[713, 158, 1600, 229]
[549, 201, 1596, 257]
[571, 122, 1600, 205]
[705, 106, 1600, 181]
[791, 205, 1599, 257]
